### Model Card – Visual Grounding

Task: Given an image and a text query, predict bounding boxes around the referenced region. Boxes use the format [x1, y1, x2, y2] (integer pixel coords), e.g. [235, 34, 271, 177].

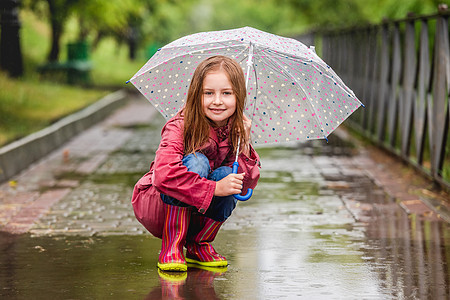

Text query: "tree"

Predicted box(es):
[72, 0, 144, 60]
[282, 0, 450, 31]
[0, 0, 24, 77]
[24, 0, 145, 62]
[24, 0, 78, 62]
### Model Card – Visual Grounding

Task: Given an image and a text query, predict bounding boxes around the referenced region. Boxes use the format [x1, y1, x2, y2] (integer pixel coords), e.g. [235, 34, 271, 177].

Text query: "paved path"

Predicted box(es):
[0, 96, 448, 236]
[0, 97, 154, 235]
[1, 94, 449, 299]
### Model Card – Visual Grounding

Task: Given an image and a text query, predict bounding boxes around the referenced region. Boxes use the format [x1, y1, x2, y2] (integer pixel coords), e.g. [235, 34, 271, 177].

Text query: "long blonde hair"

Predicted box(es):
[182, 56, 247, 155]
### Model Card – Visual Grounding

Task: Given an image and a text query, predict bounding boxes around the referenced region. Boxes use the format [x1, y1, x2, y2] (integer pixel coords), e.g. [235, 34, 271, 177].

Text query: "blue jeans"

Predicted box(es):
[161, 153, 237, 222]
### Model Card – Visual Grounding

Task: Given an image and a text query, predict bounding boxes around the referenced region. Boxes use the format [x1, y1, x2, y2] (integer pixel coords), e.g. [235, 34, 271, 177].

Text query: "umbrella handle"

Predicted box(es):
[232, 162, 252, 201]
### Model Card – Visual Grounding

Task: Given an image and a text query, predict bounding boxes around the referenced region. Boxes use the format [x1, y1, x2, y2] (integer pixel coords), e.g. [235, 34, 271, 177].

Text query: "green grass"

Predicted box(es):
[0, 73, 109, 145]
[0, 10, 147, 146]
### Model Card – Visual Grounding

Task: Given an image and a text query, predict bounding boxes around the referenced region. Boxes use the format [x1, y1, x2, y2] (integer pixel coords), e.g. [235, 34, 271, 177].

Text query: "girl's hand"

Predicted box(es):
[214, 173, 245, 196]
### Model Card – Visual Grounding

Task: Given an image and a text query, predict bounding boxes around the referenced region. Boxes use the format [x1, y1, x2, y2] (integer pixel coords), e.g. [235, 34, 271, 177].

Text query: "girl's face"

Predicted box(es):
[202, 69, 237, 127]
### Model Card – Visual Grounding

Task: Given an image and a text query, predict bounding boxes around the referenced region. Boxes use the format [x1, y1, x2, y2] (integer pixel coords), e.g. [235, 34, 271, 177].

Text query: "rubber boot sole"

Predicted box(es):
[157, 269, 188, 281]
[185, 257, 228, 267]
[186, 263, 228, 273]
[157, 262, 187, 272]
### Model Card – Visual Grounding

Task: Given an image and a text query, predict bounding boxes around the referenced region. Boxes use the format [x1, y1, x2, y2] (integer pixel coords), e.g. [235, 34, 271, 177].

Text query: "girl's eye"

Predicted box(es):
[204, 91, 213, 95]
[223, 91, 232, 95]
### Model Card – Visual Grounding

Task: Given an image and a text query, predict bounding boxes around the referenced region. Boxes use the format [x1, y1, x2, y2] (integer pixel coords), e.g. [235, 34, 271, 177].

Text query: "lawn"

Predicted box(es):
[0, 10, 146, 147]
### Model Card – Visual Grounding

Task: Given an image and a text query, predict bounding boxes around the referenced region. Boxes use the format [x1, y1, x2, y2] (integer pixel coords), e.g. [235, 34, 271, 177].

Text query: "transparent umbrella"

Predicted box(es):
[129, 26, 364, 200]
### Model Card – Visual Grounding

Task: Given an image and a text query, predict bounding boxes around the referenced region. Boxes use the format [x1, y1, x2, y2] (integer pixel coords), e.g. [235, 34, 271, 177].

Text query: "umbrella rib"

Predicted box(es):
[157, 41, 247, 58]
[255, 50, 328, 139]
[252, 45, 358, 99]
[158, 38, 245, 51]
[129, 27, 362, 145]
[130, 42, 251, 80]
[150, 41, 252, 77]
[246, 58, 259, 121]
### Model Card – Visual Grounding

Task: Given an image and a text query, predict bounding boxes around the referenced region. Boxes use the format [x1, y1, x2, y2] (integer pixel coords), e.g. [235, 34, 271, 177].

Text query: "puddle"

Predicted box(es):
[1, 126, 449, 299]
[2, 208, 446, 299]
[0, 233, 161, 299]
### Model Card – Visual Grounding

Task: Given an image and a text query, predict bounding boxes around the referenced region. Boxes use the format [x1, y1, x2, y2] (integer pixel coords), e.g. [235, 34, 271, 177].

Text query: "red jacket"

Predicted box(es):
[132, 116, 261, 238]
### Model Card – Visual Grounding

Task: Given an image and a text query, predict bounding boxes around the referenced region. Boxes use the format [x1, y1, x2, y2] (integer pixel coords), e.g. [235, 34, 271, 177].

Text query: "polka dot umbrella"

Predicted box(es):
[129, 26, 363, 145]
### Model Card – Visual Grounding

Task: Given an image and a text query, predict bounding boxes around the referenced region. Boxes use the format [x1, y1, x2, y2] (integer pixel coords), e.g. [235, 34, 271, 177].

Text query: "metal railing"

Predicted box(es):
[302, 7, 450, 190]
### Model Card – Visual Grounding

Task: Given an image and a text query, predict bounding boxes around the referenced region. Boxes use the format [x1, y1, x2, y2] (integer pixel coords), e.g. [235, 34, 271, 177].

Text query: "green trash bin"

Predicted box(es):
[67, 41, 92, 85]
[68, 41, 89, 60]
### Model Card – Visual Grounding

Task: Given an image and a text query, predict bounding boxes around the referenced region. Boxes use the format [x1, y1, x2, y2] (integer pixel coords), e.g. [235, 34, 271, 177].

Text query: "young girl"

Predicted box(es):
[132, 55, 260, 272]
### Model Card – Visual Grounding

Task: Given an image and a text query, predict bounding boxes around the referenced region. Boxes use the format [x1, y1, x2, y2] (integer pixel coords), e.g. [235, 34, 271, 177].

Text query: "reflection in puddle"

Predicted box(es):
[364, 202, 449, 299]
[0, 143, 448, 299]
[145, 266, 226, 300]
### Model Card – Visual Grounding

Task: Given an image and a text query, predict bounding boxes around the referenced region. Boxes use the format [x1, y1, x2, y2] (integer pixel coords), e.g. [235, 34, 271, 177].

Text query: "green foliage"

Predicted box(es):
[282, 0, 368, 30]
[0, 8, 142, 146]
[200, 0, 298, 34]
[367, 0, 443, 20]
[74, 0, 146, 42]
[137, 0, 196, 47]
[22, 0, 450, 62]
[90, 37, 146, 85]
[282, 0, 450, 30]
[76, 0, 142, 30]
[20, 10, 50, 73]
[6, 0, 450, 147]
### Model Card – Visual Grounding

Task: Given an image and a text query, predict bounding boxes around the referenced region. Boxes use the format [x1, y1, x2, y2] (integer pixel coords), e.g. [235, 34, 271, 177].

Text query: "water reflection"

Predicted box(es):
[364, 201, 450, 299]
[0, 140, 449, 299]
[145, 266, 226, 300]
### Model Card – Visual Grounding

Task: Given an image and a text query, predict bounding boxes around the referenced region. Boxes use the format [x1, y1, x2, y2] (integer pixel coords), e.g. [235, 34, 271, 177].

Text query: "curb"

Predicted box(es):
[0, 89, 130, 183]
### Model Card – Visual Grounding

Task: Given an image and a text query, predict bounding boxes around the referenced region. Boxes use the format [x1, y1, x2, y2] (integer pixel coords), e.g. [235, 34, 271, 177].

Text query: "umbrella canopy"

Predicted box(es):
[129, 26, 363, 145]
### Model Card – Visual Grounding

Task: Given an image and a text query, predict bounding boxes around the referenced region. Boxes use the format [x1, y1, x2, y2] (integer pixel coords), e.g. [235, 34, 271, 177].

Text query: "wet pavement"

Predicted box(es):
[0, 96, 449, 299]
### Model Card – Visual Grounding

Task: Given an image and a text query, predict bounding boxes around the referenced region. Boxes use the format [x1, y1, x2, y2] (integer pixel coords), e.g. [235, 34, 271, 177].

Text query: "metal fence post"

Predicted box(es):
[377, 24, 390, 142]
[297, 8, 450, 190]
[401, 18, 417, 158]
[387, 23, 401, 148]
[431, 12, 449, 178]
[415, 20, 431, 165]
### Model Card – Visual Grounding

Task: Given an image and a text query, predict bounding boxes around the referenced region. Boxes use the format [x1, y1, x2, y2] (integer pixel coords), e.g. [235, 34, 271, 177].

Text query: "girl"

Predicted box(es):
[132, 56, 260, 272]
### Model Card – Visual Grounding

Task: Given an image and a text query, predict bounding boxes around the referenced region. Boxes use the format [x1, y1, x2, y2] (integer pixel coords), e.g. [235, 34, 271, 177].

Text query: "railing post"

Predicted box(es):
[362, 27, 377, 133]
[387, 23, 401, 148]
[296, 7, 450, 190]
[369, 26, 380, 135]
[401, 18, 417, 158]
[430, 9, 449, 178]
[376, 23, 390, 142]
[415, 20, 431, 165]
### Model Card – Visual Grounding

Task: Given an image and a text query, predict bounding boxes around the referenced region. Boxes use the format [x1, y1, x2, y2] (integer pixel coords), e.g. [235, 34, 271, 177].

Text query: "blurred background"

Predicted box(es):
[0, 0, 448, 147]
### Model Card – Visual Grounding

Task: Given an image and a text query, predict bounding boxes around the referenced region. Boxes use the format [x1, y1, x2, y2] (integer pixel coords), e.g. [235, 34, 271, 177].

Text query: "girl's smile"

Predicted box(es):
[202, 70, 237, 127]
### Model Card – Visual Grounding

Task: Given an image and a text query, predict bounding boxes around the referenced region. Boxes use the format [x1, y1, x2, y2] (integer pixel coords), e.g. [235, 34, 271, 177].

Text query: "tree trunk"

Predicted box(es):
[46, 0, 63, 62]
[0, 0, 23, 77]
[91, 31, 105, 51]
[128, 26, 138, 61]
[77, 16, 90, 41]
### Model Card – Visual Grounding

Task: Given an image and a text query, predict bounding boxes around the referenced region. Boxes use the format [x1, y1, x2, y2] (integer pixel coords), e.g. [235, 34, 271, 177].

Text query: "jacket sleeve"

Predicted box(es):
[152, 120, 215, 213]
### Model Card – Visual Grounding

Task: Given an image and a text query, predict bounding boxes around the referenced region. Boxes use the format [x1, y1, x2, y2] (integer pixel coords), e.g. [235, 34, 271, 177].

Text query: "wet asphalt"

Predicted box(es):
[0, 96, 449, 299]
